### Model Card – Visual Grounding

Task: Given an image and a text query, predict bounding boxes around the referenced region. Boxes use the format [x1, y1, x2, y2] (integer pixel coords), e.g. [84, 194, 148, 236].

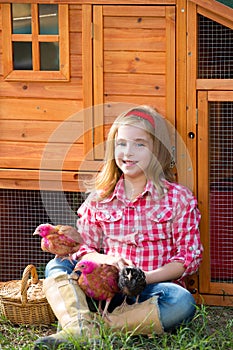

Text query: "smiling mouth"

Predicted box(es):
[123, 160, 137, 165]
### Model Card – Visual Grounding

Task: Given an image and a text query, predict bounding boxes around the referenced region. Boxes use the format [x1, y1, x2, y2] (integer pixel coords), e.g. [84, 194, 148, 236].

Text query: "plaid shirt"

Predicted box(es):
[74, 178, 203, 280]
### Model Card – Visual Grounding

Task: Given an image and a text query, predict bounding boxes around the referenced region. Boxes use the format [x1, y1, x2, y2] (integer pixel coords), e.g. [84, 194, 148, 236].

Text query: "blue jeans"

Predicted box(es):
[45, 258, 196, 332]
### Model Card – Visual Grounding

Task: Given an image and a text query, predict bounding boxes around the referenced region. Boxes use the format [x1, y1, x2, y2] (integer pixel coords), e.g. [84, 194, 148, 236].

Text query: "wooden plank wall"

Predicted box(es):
[0, 3, 175, 188]
[0, 4, 89, 191]
[91, 4, 175, 169]
[101, 6, 174, 132]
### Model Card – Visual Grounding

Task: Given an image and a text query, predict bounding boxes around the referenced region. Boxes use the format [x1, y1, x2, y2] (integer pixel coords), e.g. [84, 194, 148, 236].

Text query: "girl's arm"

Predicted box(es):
[145, 262, 185, 284]
[79, 251, 133, 269]
[166, 188, 203, 279]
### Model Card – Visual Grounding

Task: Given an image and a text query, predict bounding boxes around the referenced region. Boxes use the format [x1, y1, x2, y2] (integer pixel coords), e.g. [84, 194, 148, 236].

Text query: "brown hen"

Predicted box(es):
[33, 223, 82, 259]
[74, 260, 120, 318]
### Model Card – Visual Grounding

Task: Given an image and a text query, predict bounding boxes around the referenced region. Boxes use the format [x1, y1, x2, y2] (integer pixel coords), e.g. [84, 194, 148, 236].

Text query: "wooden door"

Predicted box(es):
[92, 5, 175, 159]
[197, 91, 233, 305]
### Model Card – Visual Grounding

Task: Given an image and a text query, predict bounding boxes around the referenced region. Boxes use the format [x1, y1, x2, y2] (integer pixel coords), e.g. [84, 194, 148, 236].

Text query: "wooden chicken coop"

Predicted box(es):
[0, 0, 232, 307]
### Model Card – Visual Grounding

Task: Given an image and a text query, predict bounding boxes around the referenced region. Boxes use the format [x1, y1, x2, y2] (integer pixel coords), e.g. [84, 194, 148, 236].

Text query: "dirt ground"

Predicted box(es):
[204, 305, 233, 332]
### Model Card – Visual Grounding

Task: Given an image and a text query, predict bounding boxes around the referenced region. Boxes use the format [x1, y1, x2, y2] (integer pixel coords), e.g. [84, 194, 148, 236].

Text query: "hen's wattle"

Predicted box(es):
[74, 260, 120, 318]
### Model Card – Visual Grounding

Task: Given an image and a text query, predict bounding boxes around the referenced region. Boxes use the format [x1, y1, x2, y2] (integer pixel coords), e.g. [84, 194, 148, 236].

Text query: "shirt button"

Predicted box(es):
[157, 214, 161, 219]
[131, 228, 135, 232]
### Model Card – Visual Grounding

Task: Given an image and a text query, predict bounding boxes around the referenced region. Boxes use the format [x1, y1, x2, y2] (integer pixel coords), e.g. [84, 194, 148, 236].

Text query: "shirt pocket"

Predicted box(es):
[145, 207, 173, 241]
[95, 210, 123, 223]
[95, 210, 124, 243]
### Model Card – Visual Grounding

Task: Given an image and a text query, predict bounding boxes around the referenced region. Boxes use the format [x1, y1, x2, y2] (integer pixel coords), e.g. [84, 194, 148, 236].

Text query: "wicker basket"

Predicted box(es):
[0, 264, 56, 325]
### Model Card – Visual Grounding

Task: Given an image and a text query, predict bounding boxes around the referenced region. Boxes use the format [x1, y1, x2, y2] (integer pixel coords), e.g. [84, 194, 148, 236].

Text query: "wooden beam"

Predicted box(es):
[82, 4, 94, 159]
[93, 5, 105, 160]
[175, 0, 188, 187]
[197, 91, 211, 294]
[186, 0, 197, 193]
[190, 0, 233, 24]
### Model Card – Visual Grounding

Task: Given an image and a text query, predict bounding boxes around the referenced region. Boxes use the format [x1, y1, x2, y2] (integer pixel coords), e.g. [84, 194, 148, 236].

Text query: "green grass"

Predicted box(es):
[0, 305, 232, 349]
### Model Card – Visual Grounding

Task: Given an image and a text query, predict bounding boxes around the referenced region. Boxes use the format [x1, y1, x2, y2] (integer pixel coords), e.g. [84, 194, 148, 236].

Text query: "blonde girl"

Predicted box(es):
[34, 105, 203, 349]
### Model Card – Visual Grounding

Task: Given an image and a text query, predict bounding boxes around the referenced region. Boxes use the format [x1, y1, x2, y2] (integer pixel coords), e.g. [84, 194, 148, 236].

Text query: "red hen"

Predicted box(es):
[33, 223, 82, 259]
[74, 260, 120, 318]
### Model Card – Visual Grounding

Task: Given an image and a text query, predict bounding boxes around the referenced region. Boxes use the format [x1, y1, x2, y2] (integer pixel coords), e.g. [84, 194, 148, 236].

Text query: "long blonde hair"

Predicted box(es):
[88, 105, 175, 198]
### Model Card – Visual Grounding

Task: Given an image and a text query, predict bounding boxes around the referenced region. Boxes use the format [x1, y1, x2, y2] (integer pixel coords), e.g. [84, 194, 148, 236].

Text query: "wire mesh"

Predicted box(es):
[0, 189, 86, 281]
[198, 14, 233, 79]
[209, 102, 233, 282]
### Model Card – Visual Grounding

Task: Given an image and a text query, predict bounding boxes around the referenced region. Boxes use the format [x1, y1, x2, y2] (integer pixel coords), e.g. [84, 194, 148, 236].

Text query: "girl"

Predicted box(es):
[34, 105, 203, 349]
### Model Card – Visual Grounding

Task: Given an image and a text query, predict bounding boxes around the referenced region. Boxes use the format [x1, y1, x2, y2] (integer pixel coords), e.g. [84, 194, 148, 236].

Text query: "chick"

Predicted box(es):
[118, 266, 147, 303]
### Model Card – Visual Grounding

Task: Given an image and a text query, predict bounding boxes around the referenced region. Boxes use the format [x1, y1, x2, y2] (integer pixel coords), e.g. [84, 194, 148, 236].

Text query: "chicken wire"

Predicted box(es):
[0, 189, 87, 281]
[198, 14, 233, 79]
[209, 102, 233, 282]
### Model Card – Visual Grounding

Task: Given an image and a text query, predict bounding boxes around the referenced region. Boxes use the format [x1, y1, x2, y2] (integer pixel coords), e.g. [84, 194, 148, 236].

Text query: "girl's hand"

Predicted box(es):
[80, 252, 133, 269]
[111, 256, 134, 270]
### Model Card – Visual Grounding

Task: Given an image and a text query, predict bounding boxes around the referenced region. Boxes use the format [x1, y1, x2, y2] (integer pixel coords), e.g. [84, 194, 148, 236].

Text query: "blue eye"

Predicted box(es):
[137, 143, 145, 147]
[116, 141, 126, 147]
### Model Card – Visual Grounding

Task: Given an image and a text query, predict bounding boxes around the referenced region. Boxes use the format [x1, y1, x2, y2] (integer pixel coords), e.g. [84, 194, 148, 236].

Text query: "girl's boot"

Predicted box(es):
[104, 296, 164, 335]
[34, 272, 98, 349]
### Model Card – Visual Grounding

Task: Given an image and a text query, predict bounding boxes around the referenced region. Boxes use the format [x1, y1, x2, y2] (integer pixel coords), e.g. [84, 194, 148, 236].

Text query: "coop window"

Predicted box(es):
[198, 14, 233, 79]
[0, 189, 87, 282]
[209, 102, 233, 283]
[2, 3, 69, 81]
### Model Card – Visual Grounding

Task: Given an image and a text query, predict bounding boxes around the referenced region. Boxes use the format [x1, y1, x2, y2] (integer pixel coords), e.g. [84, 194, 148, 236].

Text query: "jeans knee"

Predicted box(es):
[155, 283, 196, 331]
[45, 257, 77, 277]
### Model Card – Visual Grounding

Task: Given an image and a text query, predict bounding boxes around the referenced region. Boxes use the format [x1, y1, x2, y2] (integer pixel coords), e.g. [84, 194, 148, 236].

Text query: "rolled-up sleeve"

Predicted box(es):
[168, 191, 203, 278]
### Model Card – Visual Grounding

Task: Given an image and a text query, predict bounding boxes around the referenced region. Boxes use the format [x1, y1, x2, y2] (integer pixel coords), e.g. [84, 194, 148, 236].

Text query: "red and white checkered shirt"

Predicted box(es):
[73, 178, 203, 280]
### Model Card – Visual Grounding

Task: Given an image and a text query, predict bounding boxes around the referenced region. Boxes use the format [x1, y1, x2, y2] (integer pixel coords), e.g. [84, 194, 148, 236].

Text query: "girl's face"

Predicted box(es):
[115, 123, 153, 181]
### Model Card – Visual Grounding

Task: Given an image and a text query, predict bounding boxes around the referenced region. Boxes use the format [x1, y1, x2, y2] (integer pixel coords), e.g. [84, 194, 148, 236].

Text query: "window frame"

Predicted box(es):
[2, 3, 69, 82]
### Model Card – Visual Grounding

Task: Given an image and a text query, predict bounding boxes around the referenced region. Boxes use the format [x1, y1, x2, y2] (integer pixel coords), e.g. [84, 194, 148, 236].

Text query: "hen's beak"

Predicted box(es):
[73, 266, 80, 273]
[73, 267, 82, 277]
[127, 270, 132, 281]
